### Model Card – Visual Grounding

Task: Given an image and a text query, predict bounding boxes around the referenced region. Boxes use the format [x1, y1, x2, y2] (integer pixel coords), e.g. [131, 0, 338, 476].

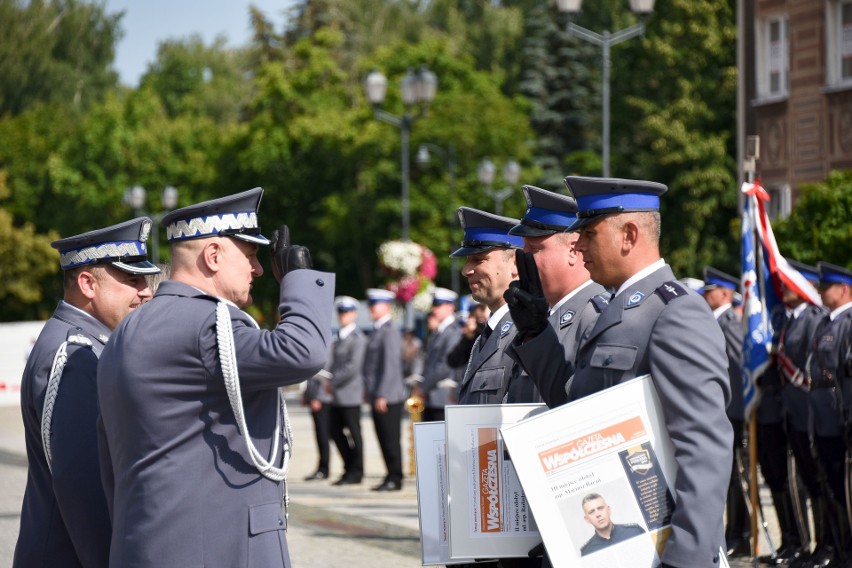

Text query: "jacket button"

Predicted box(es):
[604, 355, 613, 366]
[278, 518, 284, 526]
[316, 279, 324, 287]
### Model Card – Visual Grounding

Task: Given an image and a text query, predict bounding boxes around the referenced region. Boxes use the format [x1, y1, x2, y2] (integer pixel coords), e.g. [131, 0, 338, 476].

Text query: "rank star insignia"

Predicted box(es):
[99, 334, 109, 343]
[560, 310, 576, 328]
[664, 284, 678, 296]
[500, 321, 513, 337]
[627, 291, 645, 306]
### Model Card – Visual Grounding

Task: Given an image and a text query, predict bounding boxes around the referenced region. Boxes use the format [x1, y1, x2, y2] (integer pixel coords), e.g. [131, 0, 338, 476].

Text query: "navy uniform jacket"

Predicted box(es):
[14, 301, 112, 568]
[510, 281, 606, 407]
[458, 307, 517, 405]
[779, 304, 824, 433]
[715, 307, 744, 421]
[363, 319, 406, 405]
[327, 326, 367, 407]
[807, 306, 852, 437]
[97, 271, 334, 568]
[580, 523, 646, 556]
[421, 319, 463, 409]
[569, 265, 732, 568]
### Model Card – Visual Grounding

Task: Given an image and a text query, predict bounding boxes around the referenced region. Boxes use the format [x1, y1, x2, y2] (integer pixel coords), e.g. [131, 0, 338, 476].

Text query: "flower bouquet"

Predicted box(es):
[378, 240, 437, 311]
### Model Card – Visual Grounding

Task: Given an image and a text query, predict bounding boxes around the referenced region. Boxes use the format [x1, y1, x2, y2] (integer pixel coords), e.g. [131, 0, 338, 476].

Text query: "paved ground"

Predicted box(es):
[0, 397, 786, 568]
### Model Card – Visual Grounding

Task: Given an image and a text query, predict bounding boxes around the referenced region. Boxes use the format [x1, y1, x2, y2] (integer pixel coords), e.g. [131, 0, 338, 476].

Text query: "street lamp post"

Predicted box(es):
[364, 66, 438, 241]
[416, 142, 460, 295]
[123, 185, 179, 265]
[478, 157, 521, 216]
[557, 0, 655, 177]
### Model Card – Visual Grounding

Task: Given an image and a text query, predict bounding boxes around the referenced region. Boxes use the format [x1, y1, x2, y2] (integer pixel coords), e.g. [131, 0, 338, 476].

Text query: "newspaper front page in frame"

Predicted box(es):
[500, 375, 679, 568]
[445, 403, 548, 560]
[413, 421, 476, 565]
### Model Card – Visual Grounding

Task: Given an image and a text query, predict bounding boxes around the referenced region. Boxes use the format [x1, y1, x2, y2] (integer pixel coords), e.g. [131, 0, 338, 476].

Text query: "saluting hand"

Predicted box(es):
[270, 224, 313, 283]
[503, 249, 549, 340]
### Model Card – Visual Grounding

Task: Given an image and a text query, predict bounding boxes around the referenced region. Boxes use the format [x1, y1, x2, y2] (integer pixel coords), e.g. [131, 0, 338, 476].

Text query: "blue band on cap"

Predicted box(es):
[59, 240, 147, 270]
[707, 276, 737, 291]
[464, 227, 523, 248]
[524, 206, 576, 228]
[798, 269, 820, 283]
[576, 192, 660, 214]
[821, 273, 852, 286]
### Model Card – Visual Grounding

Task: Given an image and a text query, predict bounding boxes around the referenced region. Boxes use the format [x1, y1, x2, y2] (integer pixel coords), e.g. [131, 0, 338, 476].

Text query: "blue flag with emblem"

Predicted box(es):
[740, 190, 769, 419]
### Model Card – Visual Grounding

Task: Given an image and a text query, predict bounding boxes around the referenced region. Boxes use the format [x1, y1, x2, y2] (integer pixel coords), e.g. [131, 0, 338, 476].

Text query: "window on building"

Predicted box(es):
[827, 0, 852, 88]
[756, 16, 789, 99]
[766, 184, 791, 221]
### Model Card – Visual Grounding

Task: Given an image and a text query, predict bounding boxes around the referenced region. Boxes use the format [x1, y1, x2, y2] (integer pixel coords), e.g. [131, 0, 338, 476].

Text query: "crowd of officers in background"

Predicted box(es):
[304, 181, 852, 568]
[13, 177, 851, 568]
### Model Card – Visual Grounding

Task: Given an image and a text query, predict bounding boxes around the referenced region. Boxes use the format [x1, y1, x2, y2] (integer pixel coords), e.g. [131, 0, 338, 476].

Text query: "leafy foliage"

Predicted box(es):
[774, 170, 852, 268]
[0, 0, 121, 116]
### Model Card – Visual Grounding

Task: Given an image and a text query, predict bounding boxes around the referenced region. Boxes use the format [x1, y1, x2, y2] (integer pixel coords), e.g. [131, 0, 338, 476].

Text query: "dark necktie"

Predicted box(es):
[479, 325, 492, 350]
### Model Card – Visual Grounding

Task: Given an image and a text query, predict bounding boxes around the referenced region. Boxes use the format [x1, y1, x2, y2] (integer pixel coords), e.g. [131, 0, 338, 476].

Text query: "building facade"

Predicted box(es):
[744, 0, 852, 217]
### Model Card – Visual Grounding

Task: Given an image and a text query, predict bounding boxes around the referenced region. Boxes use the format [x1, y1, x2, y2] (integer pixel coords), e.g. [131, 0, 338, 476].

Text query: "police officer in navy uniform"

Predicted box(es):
[702, 266, 751, 557]
[363, 288, 406, 491]
[14, 218, 159, 568]
[578, 493, 646, 557]
[97, 188, 334, 568]
[565, 176, 732, 568]
[326, 295, 368, 486]
[413, 287, 463, 422]
[804, 261, 852, 566]
[759, 260, 823, 566]
[451, 207, 523, 405]
[504, 185, 606, 406]
[451, 209, 539, 568]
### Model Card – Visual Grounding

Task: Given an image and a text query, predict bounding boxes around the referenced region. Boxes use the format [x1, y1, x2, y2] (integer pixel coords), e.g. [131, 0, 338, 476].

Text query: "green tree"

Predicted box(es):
[0, 0, 121, 116]
[0, 169, 58, 319]
[514, 2, 600, 189]
[774, 170, 852, 268]
[617, 0, 738, 277]
[138, 36, 253, 123]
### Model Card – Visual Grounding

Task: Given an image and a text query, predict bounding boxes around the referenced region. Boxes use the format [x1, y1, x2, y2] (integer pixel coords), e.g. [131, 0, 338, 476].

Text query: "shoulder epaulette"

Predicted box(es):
[655, 281, 687, 304]
[591, 294, 610, 313]
[64, 329, 93, 347]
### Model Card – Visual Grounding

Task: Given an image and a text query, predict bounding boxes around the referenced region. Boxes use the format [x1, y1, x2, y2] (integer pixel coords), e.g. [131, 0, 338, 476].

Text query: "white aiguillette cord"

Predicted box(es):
[41, 334, 93, 473]
[216, 301, 293, 519]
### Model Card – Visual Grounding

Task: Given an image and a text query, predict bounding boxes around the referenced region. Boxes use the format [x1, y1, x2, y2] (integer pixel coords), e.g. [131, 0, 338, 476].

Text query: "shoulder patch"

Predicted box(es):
[591, 295, 610, 313]
[655, 281, 688, 304]
[626, 290, 646, 307]
[559, 310, 576, 328]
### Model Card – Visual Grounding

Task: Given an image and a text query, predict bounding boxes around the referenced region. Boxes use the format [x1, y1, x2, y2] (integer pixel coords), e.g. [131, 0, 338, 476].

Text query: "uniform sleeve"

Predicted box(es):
[447, 335, 477, 368]
[50, 347, 112, 568]
[511, 325, 572, 407]
[649, 299, 733, 567]
[721, 314, 743, 379]
[227, 270, 336, 392]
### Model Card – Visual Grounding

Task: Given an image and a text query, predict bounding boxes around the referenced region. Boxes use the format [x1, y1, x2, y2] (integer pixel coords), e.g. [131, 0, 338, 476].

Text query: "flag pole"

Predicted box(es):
[744, 136, 761, 558]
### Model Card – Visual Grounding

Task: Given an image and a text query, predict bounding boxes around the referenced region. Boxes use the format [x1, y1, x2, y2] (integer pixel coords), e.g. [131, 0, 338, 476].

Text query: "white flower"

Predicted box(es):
[378, 240, 423, 276]
[412, 285, 435, 313]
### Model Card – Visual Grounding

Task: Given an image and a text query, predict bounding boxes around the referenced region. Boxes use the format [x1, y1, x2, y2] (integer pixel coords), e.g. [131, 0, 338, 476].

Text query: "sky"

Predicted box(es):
[106, 0, 296, 87]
